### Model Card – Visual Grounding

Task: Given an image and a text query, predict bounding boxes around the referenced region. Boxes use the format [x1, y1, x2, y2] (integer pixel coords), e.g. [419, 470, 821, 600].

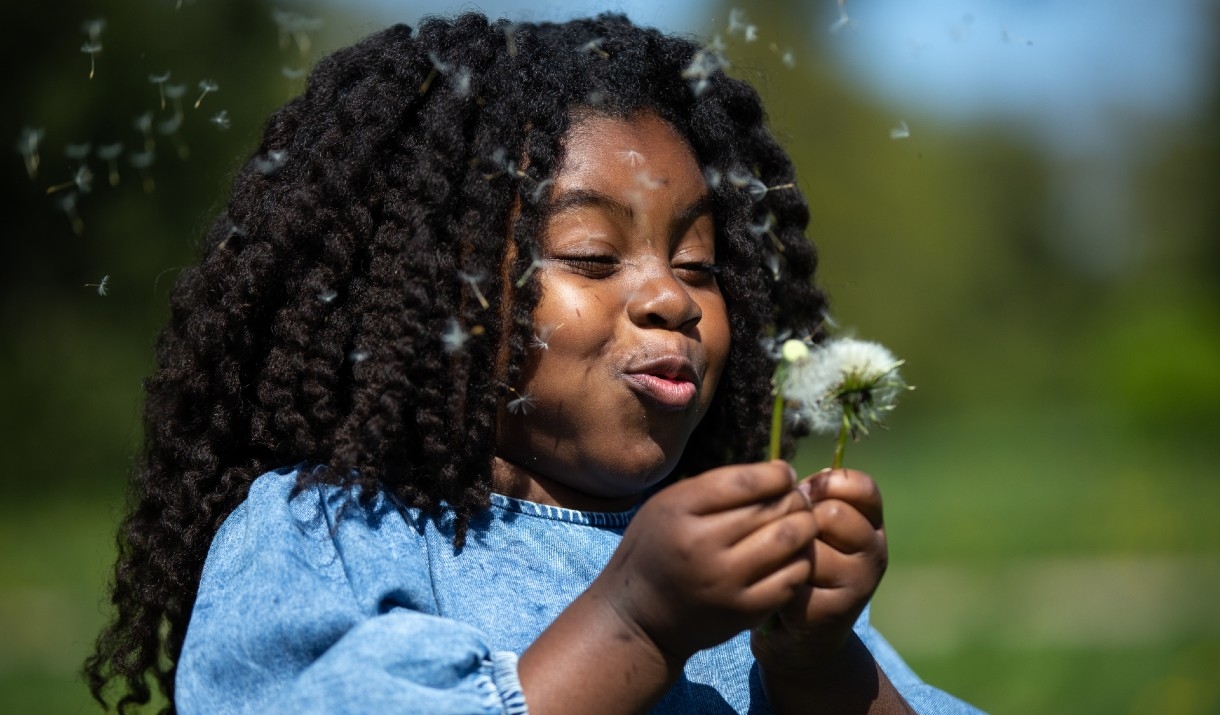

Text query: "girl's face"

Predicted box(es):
[494, 112, 731, 510]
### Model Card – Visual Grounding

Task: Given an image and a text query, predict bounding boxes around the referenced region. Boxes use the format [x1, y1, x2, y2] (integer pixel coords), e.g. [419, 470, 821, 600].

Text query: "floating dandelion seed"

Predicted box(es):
[158, 115, 189, 160]
[441, 318, 471, 353]
[81, 18, 106, 42]
[515, 249, 545, 288]
[252, 150, 287, 174]
[578, 38, 609, 58]
[46, 164, 93, 195]
[211, 110, 231, 131]
[129, 149, 156, 192]
[85, 275, 110, 296]
[56, 191, 84, 236]
[348, 348, 370, 363]
[770, 43, 796, 69]
[703, 167, 723, 191]
[149, 71, 171, 110]
[458, 270, 490, 309]
[165, 83, 187, 119]
[889, 120, 910, 140]
[134, 112, 155, 152]
[419, 52, 451, 94]
[96, 143, 123, 186]
[81, 42, 103, 80]
[65, 143, 92, 162]
[764, 251, 782, 281]
[530, 323, 563, 351]
[773, 337, 911, 467]
[681, 36, 729, 97]
[317, 288, 338, 303]
[453, 67, 472, 97]
[195, 79, 218, 109]
[15, 127, 45, 180]
[585, 90, 604, 106]
[281, 66, 306, 80]
[503, 23, 519, 57]
[528, 178, 553, 204]
[504, 385, 536, 415]
[272, 9, 324, 55]
[618, 149, 645, 167]
[830, 0, 853, 34]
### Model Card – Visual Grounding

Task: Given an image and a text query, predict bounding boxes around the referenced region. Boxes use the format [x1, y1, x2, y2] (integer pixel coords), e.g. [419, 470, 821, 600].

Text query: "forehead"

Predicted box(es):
[554, 112, 705, 195]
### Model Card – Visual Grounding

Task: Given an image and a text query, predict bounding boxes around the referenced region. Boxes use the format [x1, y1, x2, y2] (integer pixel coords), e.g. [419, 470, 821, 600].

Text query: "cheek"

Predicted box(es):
[700, 293, 732, 393]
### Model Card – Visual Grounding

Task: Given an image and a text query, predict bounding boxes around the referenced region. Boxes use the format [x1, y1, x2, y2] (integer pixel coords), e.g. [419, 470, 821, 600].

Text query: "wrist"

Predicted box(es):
[758, 633, 914, 715]
[519, 582, 687, 715]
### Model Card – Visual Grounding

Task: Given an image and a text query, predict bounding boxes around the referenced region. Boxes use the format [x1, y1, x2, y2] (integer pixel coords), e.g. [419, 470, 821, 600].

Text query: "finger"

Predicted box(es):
[738, 552, 814, 614]
[687, 460, 799, 515]
[800, 469, 884, 528]
[707, 489, 812, 546]
[809, 499, 881, 554]
[728, 509, 817, 584]
[810, 538, 887, 592]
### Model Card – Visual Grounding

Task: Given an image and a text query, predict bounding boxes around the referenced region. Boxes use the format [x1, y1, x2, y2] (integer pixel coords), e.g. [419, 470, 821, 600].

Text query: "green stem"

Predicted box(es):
[831, 412, 850, 469]
[769, 390, 784, 461]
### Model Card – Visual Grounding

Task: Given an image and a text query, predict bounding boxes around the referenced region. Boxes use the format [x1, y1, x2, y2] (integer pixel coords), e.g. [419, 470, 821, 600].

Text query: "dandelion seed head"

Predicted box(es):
[317, 289, 338, 303]
[71, 165, 94, 193]
[16, 127, 45, 155]
[129, 149, 155, 169]
[744, 25, 758, 42]
[65, 143, 92, 161]
[252, 150, 287, 174]
[81, 18, 107, 40]
[158, 115, 183, 135]
[889, 120, 910, 140]
[507, 392, 536, 415]
[441, 318, 470, 353]
[703, 167, 722, 191]
[81, 41, 103, 54]
[211, 110, 231, 131]
[91, 275, 110, 296]
[149, 71, 171, 84]
[453, 67, 472, 96]
[528, 178, 553, 204]
[348, 349, 370, 363]
[198, 79, 219, 92]
[783, 338, 908, 435]
[96, 142, 123, 161]
[747, 178, 768, 201]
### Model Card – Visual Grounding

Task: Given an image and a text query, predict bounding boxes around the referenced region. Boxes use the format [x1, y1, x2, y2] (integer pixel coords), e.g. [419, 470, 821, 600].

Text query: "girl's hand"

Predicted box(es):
[594, 460, 818, 661]
[751, 467, 888, 674]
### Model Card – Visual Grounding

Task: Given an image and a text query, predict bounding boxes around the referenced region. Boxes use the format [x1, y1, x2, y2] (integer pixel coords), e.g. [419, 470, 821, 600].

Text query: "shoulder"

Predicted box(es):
[201, 465, 434, 609]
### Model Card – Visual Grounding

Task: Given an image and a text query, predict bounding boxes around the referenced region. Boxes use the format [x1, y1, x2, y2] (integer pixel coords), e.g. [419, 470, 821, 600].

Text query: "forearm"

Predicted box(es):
[517, 584, 686, 715]
[761, 633, 915, 715]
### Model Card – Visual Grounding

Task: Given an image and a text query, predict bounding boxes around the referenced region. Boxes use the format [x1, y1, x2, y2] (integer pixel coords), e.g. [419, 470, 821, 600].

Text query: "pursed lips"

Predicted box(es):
[621, 353, 702, 410]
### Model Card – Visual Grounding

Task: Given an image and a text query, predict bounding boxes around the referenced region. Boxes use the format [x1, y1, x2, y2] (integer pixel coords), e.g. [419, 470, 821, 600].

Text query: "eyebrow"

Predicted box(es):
[546, 188, 714, 236]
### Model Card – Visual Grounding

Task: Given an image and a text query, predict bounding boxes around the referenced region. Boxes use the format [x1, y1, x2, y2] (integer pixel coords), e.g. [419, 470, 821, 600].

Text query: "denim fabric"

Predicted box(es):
[177, 466, 985, 714]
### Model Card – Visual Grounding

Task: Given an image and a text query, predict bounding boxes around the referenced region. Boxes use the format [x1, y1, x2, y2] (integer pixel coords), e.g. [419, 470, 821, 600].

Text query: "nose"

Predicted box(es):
[626, 266, 702, 333]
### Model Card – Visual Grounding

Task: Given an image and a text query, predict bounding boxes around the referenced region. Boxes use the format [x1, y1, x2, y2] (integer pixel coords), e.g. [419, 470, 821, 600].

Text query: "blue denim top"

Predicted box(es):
[176, 466, 985, 714]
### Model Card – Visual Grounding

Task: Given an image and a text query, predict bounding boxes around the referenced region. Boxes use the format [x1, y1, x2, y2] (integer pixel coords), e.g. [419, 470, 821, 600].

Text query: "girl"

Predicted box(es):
[86, 13, 983, 715]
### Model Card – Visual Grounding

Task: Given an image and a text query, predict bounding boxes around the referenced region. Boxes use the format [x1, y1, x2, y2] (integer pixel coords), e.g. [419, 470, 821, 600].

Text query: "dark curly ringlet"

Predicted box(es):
[85, 12, 826, 714]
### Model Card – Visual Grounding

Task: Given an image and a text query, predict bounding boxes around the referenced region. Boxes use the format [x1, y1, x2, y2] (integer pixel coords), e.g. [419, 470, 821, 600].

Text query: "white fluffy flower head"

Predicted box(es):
[782, 337, 908, 437]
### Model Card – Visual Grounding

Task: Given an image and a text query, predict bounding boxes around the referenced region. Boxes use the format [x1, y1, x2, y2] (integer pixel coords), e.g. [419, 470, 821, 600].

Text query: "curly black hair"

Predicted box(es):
[84, 12, 826, 714]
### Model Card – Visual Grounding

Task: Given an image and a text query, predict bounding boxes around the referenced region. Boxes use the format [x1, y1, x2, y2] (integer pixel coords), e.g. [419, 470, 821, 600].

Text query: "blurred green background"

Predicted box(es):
[1, 0, 1216, 713]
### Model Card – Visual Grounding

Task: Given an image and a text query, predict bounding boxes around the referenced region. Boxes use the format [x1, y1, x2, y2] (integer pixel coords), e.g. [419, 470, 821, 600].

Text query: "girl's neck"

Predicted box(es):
[491, 456, 643, 513]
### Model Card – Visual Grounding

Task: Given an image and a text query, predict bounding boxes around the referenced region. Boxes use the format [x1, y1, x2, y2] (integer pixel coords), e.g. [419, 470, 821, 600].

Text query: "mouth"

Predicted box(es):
[623, 356, 700, 411]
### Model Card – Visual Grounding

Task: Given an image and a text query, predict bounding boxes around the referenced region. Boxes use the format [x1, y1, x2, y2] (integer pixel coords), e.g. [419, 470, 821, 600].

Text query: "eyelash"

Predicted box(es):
[558, 256, 718, 283]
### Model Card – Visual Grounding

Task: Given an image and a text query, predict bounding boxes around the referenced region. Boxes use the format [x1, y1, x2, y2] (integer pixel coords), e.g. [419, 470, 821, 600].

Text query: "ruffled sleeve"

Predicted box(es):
[175, 467, 528, 715]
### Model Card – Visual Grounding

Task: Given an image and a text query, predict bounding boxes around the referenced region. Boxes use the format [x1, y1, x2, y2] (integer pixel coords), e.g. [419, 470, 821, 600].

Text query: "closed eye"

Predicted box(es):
[674, 261, 718, 286]
[556, 255, 619, 278]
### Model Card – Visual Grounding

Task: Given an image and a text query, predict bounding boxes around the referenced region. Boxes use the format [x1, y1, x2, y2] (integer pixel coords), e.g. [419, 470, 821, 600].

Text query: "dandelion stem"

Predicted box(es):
[769, 390, 785, 461]
[831, 413, 850, 469]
